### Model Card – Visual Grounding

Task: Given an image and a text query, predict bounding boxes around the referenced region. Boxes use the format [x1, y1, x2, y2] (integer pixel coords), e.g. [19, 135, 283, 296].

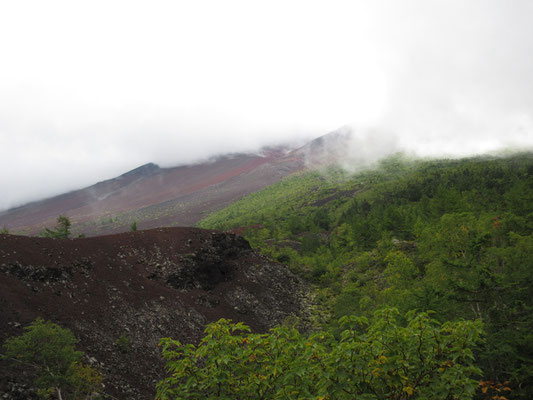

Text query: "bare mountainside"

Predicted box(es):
[0, 130, 355, 237]
[0, 228, 309, 399]
[0, 148, 303, 236]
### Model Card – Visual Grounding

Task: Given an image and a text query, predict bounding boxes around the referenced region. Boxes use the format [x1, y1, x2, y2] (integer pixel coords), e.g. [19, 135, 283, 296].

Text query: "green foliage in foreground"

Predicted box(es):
[198, 153, 533, 398]
[2, 318, 102, 400]
[157, 309, 482, 400]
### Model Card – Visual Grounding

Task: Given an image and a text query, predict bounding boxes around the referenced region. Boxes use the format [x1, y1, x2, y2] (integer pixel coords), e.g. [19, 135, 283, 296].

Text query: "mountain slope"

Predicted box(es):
[0, 227, 309, 399]
[198, 152, 533, 399]
[0, 148, 304, 236]
[0, 128, 365, 237]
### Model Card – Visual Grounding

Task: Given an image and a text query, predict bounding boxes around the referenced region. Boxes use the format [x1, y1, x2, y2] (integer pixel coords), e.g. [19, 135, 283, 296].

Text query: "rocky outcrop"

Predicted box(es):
[0, 228, 308, 399]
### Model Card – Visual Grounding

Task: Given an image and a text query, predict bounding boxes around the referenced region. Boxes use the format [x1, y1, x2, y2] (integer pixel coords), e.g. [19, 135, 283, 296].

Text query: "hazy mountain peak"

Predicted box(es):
[119, 162, 161, 179]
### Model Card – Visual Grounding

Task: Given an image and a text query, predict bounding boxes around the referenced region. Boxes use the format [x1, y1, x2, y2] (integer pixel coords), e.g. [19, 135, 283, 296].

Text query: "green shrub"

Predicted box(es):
[156, 309, 483, 400]
[2, 318, 102, 399]
[115, 334, 131, 354]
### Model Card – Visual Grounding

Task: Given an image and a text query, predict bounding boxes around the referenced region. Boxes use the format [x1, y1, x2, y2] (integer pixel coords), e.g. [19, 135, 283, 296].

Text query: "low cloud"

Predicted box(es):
[1, 0, 533, 210]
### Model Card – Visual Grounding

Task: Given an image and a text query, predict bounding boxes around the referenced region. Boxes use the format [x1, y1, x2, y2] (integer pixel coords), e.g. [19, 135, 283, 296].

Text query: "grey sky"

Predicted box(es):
[1, 0, 533, 211]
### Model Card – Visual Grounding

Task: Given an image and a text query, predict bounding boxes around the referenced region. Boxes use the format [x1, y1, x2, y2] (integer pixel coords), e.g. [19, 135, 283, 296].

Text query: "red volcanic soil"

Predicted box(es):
[0, 129, 352, 237]
[0, 149, 305, 236]
[0, 228, 308, 399]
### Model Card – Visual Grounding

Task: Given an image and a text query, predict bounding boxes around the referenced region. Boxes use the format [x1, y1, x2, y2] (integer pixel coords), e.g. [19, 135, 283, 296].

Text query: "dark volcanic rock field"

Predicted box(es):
[0, 228, 308, 399]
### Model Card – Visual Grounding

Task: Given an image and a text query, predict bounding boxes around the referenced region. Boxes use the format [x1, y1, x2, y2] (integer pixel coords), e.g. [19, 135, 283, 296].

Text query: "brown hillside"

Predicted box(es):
[0, 148, 304, 237]
[0, 228, 308, 399]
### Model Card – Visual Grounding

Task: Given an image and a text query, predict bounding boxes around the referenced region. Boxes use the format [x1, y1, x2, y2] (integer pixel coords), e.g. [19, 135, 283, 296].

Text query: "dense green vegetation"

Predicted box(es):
[198, 153, 533, 399]
[157, 310, 482, 400]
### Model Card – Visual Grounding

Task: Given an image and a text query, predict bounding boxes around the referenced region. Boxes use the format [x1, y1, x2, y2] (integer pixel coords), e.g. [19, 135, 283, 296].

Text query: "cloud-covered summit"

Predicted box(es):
[1, 0, 532, 210]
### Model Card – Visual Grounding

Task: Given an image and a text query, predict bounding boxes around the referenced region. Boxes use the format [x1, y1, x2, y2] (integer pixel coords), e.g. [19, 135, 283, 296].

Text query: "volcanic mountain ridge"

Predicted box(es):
[0, 128, 355, 237]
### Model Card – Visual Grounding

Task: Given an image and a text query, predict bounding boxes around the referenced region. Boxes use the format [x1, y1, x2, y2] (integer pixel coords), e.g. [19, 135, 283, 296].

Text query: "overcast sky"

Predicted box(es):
[1, 0, 533, 211]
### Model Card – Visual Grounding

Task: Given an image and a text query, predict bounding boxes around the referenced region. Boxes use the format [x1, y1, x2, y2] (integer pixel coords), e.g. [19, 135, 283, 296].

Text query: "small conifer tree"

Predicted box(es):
[43, 215, 71, 239]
